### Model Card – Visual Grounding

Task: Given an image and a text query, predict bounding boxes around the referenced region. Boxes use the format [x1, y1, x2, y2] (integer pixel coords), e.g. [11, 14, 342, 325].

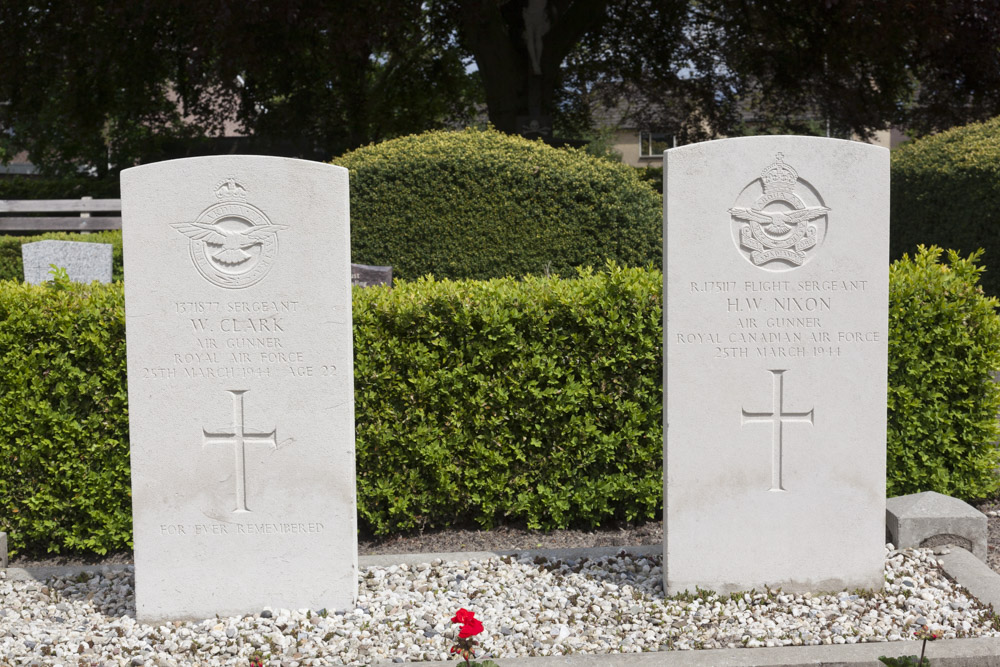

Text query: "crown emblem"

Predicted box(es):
[760, 153, 798, 196]
[215, 177, 248, 201]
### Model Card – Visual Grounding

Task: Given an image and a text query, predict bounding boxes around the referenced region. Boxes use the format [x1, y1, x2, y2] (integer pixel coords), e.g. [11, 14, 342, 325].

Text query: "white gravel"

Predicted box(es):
[1, 545, 997, 666]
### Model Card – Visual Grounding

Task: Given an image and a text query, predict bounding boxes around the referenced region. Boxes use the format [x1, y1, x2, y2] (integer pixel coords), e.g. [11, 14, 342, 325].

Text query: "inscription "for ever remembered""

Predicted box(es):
[160, 522, 325, 536]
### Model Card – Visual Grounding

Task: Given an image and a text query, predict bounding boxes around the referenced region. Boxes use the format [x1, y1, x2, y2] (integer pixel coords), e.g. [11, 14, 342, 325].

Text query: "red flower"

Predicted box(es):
[451, 608, 476, 624]
[458, 617, 484, 639]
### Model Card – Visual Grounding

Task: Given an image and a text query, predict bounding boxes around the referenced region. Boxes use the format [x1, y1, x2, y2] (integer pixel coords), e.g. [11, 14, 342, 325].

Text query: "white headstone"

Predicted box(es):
[21, 240, 113, 284]
[664, 137, 888, 594]
[121, 156, 357, 622]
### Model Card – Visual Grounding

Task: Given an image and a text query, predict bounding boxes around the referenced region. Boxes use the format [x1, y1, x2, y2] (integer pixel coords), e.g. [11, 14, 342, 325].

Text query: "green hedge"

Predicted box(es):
[2, 252, 999, 556]
[634, 166, 663, 194]
[891, 116, 1000, 297]
[333, 128, 663, 281]
[0, 275, 131, 556]
[0, 175, 120, 199]
[887, 247, 1000, 498]
[0, 231, 124, 283]
[354, 266, 663, 536]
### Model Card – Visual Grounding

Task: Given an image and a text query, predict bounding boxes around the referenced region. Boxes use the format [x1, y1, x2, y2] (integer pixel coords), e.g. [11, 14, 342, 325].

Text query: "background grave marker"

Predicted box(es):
[21, 239, 112, 284]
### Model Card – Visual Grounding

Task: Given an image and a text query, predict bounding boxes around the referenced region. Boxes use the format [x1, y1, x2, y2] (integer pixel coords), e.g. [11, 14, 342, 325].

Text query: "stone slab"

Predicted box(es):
[21, 240, 112, 284]
[121, 157, 357, 622]
[887, 491, 989, 561]
[350, 262, 391, 287]
[664, 137, 889, 594]
[0, 531, 6, 568]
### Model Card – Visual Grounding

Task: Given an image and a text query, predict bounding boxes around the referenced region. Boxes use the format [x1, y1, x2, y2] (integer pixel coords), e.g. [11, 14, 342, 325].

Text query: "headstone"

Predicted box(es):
[350, 263, 392, 288]
[21, 240, 112, 284]
[664, 137, 889, 594]
[121, 157, 357, 622]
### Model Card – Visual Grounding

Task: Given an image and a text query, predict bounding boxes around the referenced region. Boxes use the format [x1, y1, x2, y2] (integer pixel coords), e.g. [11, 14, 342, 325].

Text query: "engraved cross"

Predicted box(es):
[202, 389, 277, 513]
[740, 369, 814, 492]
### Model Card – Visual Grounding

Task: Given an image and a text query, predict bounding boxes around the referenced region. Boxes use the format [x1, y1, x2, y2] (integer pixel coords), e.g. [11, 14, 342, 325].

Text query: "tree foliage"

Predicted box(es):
[3, 0, 1000, 174]
[551, 0, 1000, 142]
[0, 0, 480, 175]
[0, 1, 206, 176]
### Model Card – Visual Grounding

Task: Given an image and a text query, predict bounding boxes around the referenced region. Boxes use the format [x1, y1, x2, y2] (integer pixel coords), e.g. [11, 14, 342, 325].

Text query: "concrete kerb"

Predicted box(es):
[5, 543, 1000, 665]
[492, 638, 1000, 666]
[939, 547, 1000, 611]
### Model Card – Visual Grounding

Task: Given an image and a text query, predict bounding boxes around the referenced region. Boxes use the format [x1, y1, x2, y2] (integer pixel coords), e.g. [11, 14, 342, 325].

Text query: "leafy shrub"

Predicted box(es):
[891, 116, 1000, 296]
[634, 165, 663, 194]
[333, 127, 662, 281]
[0, 230, 123, 282]
[0, 277, 130, 557]
[354, 265, 663, 535]
[887, 246, 1000, 498]
[0, 175, 120, 199]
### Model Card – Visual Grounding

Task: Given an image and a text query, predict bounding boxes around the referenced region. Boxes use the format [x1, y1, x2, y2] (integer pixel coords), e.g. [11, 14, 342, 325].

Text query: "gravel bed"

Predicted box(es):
[1, 545, 998, 665]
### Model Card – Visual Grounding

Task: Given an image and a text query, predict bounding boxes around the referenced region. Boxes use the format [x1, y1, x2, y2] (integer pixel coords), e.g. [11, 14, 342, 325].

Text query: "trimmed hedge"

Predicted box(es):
[891, 116, 1000, 296]
[0, 175, 120, 200]
[333, 128, 663, 281]
[2, 253, 999, 556]
[634, 166, 663, 194]
[887, 246, 1000, 498]
[0, 275, 130, 556]
[354, 266, 663, 536]
[0, 231, 124, 283]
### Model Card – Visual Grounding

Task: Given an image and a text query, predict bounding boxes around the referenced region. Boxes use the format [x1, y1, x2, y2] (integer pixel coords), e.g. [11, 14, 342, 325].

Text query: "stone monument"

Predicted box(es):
[21, 240, 112, 284]
[664, 137, 889, 594]
[121, 156, 357, 621]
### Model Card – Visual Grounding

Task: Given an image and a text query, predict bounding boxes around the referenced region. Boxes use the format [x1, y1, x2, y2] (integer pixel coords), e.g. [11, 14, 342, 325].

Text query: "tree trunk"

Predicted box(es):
[457, 0, 608, 138]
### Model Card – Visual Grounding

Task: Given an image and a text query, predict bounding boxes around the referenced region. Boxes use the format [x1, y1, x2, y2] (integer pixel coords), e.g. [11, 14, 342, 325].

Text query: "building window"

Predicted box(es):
[639, 131, 673, 158]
